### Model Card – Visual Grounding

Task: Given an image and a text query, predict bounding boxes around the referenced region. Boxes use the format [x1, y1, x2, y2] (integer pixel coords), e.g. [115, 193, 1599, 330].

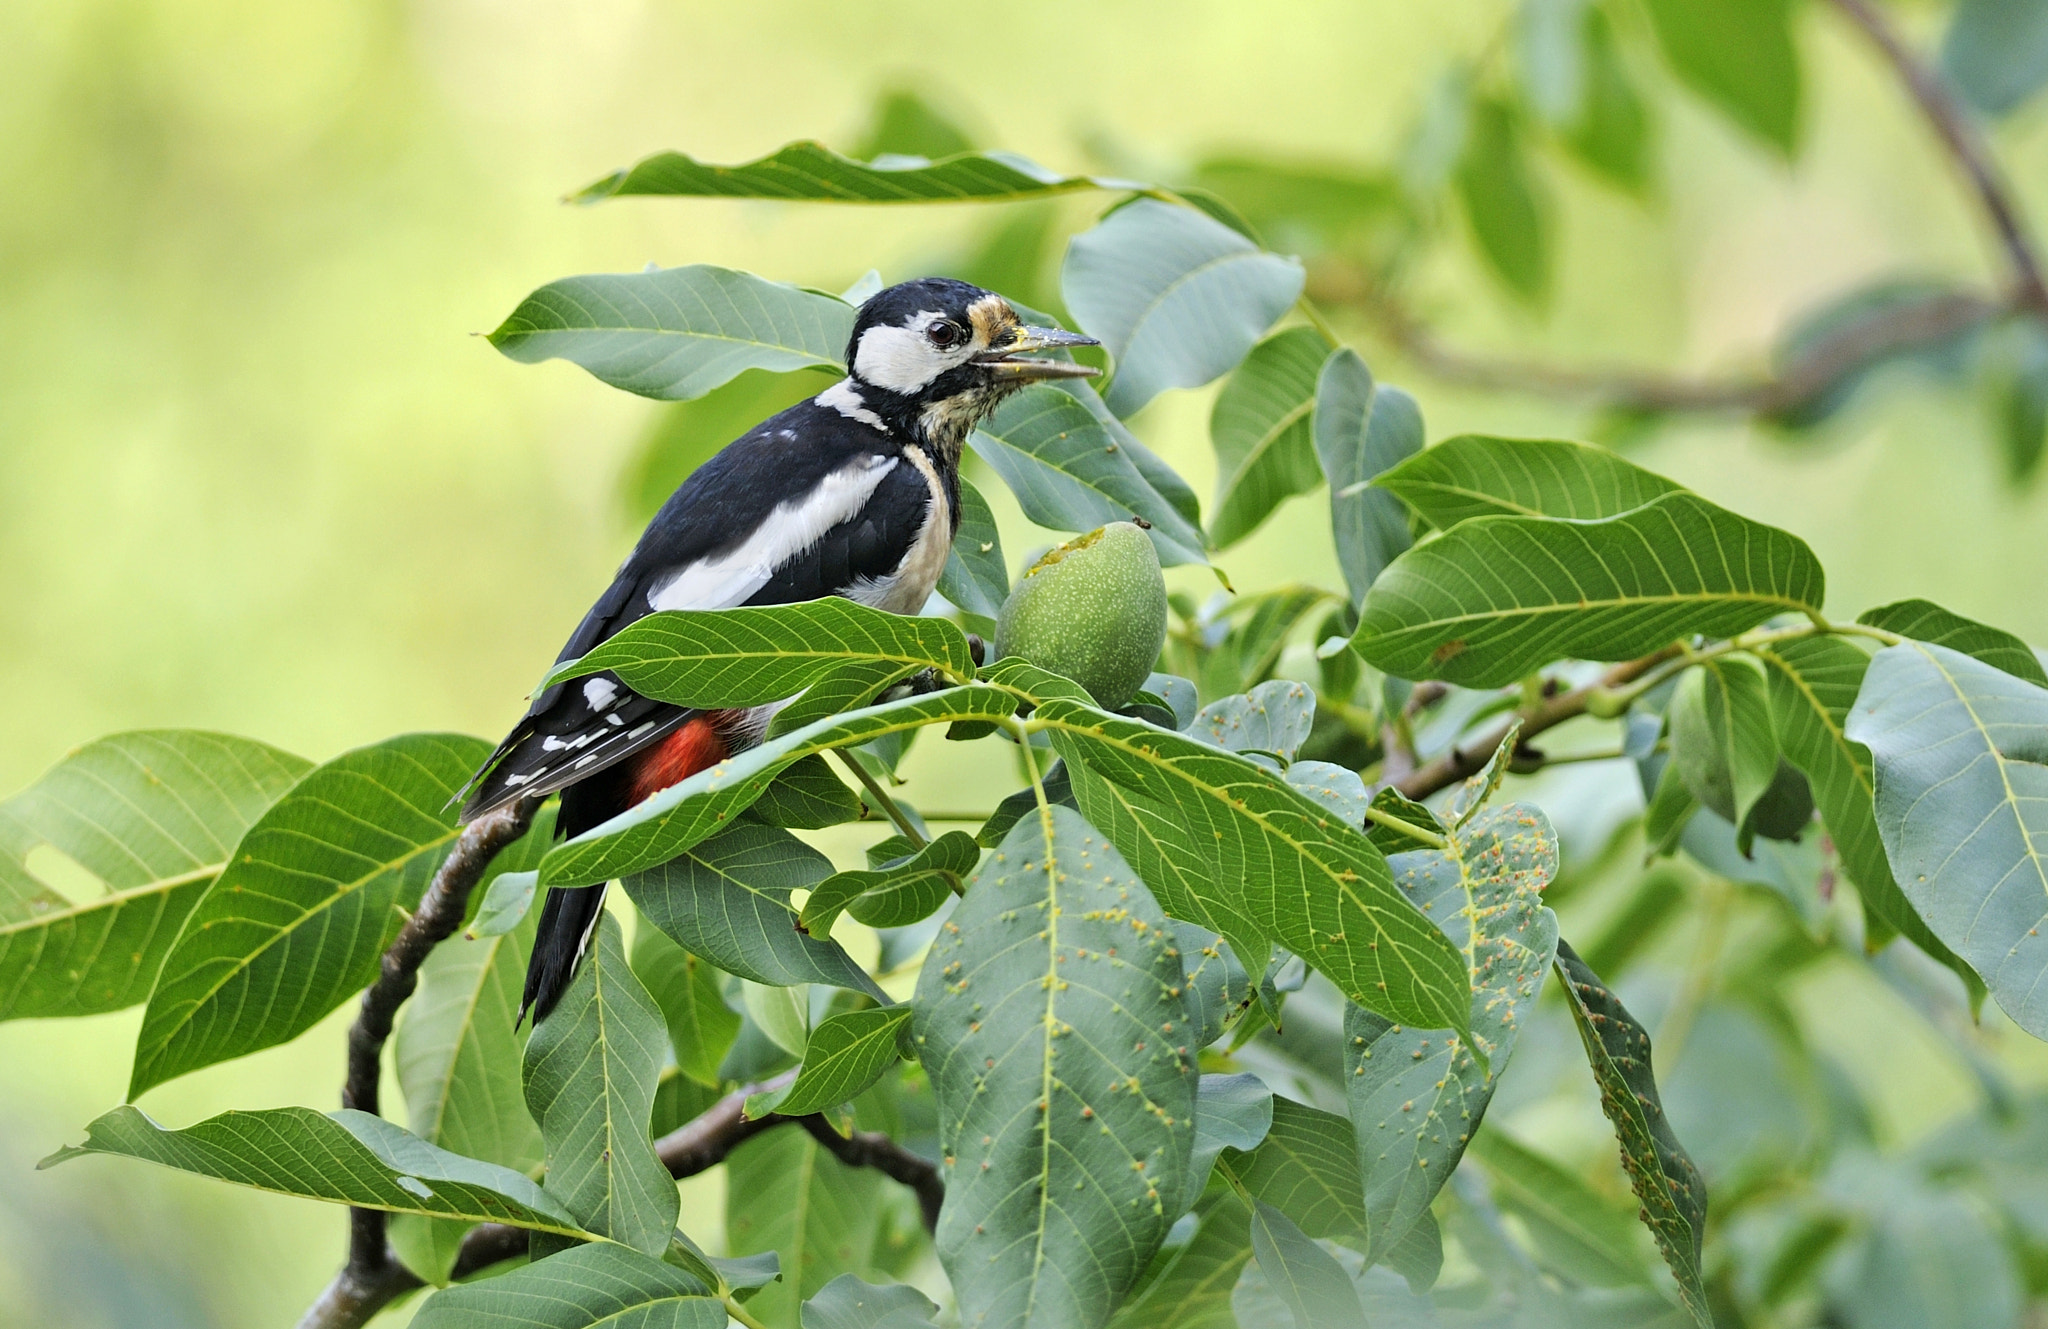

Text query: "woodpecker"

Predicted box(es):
[461, 278, 1098, 1024]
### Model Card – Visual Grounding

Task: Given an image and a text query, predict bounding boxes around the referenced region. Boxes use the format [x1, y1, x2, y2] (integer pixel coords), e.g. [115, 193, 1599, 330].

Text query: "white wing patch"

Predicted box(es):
[582, 677, 619, 711]
[646, 454, 901, 612]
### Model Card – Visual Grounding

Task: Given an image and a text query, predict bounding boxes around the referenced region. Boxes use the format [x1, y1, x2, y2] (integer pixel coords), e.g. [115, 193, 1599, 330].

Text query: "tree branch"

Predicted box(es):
[799, 1115, 946, 1234]
[1822, 0, 2048, 313]
[296, 797, 543, 1329]
[1321, 266, 2000, 418]
[1393, 649, 1680, 802]
[302, 1046, 944, 1327]
[1309, 0, 2044, 417]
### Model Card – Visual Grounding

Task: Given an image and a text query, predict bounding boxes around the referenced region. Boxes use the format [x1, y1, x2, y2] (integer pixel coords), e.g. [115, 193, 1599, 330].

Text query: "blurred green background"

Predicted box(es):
[5, 1, 2048, 1324]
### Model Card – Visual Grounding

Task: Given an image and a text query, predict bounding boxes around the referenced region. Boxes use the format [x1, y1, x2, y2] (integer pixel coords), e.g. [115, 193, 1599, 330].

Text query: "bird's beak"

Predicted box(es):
[979, 325, 1101, 381]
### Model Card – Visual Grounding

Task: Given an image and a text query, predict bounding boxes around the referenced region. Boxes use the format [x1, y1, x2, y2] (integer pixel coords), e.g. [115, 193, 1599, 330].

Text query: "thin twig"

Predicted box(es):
[800, 1116, 946, 1234]
[1823, 0, 2048, 312]
[1331, 270, 1999, 417]
[1393, 649, 1679, 801]
[302, 1068, 945, 1327]
[298, 797, 542, 1329]
[832, 748, 926, 846]
[1305, 0, 2045, 416]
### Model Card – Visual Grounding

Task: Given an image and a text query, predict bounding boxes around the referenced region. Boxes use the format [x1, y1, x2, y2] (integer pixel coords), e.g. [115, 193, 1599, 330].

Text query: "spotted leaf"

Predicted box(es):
[1343, 804, 1559, 1264]
[914, 804, 1197, 1329]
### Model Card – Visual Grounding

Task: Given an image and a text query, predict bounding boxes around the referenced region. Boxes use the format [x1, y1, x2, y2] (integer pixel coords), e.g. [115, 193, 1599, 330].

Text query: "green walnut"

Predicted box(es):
[994, 521, 1167, 710]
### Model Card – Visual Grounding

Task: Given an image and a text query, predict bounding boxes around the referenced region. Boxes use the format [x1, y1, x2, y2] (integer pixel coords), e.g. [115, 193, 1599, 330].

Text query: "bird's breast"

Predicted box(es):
[848, 442, 953, 615]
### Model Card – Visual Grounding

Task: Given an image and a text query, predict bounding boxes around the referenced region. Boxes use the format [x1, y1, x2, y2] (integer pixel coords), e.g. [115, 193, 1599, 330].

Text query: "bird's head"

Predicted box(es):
[834, 277, 1098, 459]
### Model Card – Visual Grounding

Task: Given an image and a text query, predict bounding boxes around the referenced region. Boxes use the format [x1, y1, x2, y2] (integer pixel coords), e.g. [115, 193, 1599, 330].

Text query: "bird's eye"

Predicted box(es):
[927, 320, 965, 350]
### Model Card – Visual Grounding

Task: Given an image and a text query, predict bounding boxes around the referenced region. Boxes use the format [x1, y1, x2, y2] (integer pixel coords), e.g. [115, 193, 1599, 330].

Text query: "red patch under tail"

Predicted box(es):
[627, 711, 733, 804]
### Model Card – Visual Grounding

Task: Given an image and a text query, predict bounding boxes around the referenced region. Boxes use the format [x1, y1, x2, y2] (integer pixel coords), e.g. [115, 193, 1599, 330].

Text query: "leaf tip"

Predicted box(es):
[35, 1144, 86, 1171]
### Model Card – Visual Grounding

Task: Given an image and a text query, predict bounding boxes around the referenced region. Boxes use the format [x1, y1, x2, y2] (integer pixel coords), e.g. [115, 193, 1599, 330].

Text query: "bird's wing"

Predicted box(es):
[462, 404, 928, 821]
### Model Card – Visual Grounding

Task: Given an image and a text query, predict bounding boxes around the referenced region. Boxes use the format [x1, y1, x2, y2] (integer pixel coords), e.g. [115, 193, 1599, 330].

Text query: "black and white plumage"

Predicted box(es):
[459, 277, 1097, 1023]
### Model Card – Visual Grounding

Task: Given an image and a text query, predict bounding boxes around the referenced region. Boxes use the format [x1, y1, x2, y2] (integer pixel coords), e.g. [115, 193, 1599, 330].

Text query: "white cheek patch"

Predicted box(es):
[853, 313, 975, 393]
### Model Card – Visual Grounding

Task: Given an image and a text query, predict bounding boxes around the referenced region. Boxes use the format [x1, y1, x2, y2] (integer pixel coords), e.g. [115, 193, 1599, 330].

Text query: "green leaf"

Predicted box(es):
[1383, 1212, 1443, 1293]
[1188, 157, 1412, 258]
[803, 1274, 940, 1329]
[1063, 199, 1305, 418]
[522, 913, 677, 1255]
[749, 754, 864, 828]
[772, 669, 924, 745]
[1553, 939, 1711, 1326]
[1172, 925, 1257, 1051]
[1755, 636, 1980, 991]
[748, 1006, 910, 1117]
[669, 1231, 782, 1301]
[1190, 1073, 1275, 1194]
[489, 265, 851, 402]
[1668, 658, 1807, 851]
[1445, 726, 1520, 830]
[1313, 350, 1421, 607]
[799, 831, 977, 935]
[1942, 0, 2048, 116]
[854, 88, 976, 161]
[1345, 804, 1560, 1263]
[1643, 760, 1699, 860]
[1208, 328, 1329, 549]
[1456, 97, 1551, 305]
[971, 380, 1209, 566]
[1518, 0, 1592, 124]
[649, 1065, 721, 1136]
[624, 823, 877, 996]
[1279, 761, 1369, 829]
[744, 978, 811, 1057]
[578, 140, 1141, 205]
[1837, 1186, 2025, 1329]
[468, 869, 538, 939]
[915, 804, 1198, 1329]
[1642, 0, 1801, 155]
[938, 475, 1009, 620]
[1248, 1201, 1366, 1329]
[1374, 433, 1683, 530]
[1038, 699, 1472, 1034]
[541, 687, 1017, 889]
[0, 731, 309, 1022]
[412, 1242, 722, 1328]
[727, 1125, 884, 1328]
[622, 368, 833, 525]
[631, 925, 739, 1087]
[42, 1104, 586, 1237]
[1065, 760, 1271, 982]
[1466, 1129, 1655, 1288]
[1215, 1097, 1365, 1247]
[1352, 492, 1825, 688]
[1368, 788, 1450, 856]
[1561, 6, 1653, 192]
[1990, 313, 2048, 483]
[1106, 1190, 1252, 1329]
[396, 805, 553, 1227]
[129, 733, 487, 1098]
[1848, 641, 2048, 1038]
[548, 600, 972, 705]
[1190, 680, 1317, 763]
[1857, 598, 2047, 687]
[1225, 586, 1343, 692]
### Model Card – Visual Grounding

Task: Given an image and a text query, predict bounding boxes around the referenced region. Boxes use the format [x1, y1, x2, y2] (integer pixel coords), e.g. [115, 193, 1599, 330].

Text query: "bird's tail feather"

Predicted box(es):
[521, 881, 609, 1027]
